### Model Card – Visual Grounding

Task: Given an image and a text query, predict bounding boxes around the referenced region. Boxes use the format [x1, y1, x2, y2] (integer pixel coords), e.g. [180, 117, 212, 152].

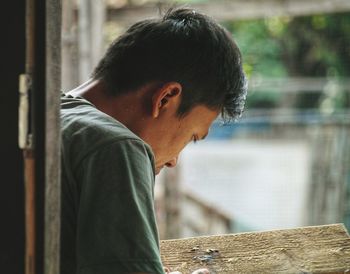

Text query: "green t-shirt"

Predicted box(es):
[60, 94, 164, 274]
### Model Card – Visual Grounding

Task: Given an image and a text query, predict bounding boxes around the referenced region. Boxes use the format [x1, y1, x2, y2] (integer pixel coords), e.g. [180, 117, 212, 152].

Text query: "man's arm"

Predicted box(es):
[75, 139, 164, 274]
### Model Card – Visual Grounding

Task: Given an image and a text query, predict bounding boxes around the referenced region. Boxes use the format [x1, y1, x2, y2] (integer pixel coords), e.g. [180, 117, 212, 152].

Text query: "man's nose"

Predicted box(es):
[165, 157, 178, 168]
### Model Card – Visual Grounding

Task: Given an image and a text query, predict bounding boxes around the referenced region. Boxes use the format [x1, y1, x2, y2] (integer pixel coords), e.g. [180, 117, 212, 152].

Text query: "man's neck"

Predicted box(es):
[67, 79, 151, 138]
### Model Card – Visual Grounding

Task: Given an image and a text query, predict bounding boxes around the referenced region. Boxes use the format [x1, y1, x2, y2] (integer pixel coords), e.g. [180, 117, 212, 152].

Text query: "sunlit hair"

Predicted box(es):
[92, 7, 248, 121]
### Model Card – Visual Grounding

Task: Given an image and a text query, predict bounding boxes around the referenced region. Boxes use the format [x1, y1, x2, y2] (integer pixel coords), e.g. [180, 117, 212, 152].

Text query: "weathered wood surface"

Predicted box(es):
[160, 224, 350, 273]
[45, 0, 62, 273]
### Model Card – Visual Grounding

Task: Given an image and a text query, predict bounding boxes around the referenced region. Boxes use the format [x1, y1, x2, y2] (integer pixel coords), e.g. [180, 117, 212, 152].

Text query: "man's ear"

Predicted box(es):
[152, 82, 182, 118]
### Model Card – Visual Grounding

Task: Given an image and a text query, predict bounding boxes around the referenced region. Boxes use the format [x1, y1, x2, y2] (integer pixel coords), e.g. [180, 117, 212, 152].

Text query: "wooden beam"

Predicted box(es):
[249, 77, 350, 93]
[107, 0, 350, 25]
[160, 224, 350, 273]
[45, 0, 61, 273]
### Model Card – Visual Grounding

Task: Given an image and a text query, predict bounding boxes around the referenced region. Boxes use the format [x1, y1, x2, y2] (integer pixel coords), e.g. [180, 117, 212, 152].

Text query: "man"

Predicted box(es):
[60, 7, 247, 274]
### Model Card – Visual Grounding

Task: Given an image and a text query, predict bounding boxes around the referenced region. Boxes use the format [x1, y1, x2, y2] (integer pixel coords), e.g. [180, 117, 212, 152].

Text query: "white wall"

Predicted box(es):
[179, 139, 312, 232]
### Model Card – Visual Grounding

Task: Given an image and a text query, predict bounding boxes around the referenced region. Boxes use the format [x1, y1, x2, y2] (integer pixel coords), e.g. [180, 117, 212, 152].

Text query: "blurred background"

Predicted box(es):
[61, 0, 350, 239]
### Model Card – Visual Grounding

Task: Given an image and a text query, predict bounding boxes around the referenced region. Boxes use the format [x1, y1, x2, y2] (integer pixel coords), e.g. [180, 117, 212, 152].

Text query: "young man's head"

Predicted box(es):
[91, 8, 247, 173]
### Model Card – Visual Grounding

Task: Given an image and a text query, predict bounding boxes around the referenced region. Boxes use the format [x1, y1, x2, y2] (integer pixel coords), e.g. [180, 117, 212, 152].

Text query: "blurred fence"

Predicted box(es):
[209, 112, 350, 231]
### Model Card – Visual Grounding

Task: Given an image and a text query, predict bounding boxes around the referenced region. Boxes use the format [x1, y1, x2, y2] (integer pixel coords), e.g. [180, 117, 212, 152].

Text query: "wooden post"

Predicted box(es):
[23, 1, 61, 273]
[163, 167, 181, 239]
[78, 0, 105, 83]
[24, 150, 36, 274]
[62, 0, 79, 91]
[308, 124, 350, 226]
[78, 0, 91, 82]
[45, 0, 61, 273]
[24, 0, 36, 273]
[91, 0, 105, 67]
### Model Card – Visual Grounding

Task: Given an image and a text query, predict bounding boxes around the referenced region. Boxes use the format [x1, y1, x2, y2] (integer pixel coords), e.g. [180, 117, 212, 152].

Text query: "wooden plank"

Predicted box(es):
[160, 224, 350, 273]
[107, 0, 350, 26]
[45, 0, 61, 273]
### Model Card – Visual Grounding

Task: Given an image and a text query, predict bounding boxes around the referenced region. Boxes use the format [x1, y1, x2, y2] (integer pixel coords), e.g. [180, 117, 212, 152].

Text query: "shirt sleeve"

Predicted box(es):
[75, 139, 164, 274]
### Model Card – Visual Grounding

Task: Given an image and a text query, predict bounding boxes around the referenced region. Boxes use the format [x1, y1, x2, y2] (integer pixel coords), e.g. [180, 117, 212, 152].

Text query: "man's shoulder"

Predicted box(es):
[60, 93, 154, 169]
[61, 93, 141, 142]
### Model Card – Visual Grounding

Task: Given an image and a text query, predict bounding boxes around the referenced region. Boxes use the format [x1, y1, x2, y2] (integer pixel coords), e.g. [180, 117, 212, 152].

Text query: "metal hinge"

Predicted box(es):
[18, 74, 32, 150]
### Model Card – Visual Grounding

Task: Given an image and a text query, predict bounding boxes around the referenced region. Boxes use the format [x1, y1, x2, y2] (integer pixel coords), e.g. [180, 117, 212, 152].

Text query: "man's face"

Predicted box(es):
[145, 105, 219, 174]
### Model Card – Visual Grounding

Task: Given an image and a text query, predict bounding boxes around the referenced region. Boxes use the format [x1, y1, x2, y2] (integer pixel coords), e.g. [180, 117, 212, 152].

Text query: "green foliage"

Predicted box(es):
[245, 90, 281, 109]
[280, 13, 350, 77]
[225, 12, 350, 109]
[224, 19, 288, 108]
[224, 19, 288, 79]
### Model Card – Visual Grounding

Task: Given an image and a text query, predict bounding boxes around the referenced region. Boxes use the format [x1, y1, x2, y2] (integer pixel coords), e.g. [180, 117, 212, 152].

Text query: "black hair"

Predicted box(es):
[92, 7, 247, 121]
